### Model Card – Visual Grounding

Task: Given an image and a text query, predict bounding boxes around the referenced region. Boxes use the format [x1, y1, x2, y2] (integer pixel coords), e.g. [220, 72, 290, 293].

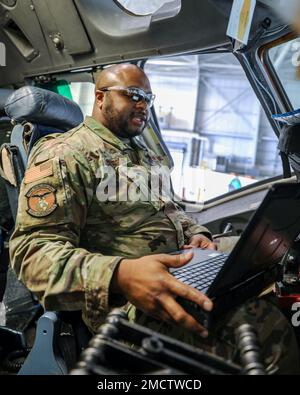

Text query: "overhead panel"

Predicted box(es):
[74, 0, 230, 62]
[0, 0, 286, 86]
[31, 0, 92, 56]
[0, 0, 52, 85]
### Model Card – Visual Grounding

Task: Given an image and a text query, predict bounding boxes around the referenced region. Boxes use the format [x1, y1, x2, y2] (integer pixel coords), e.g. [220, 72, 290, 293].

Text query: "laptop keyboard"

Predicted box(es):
[173, 254, 227, 292]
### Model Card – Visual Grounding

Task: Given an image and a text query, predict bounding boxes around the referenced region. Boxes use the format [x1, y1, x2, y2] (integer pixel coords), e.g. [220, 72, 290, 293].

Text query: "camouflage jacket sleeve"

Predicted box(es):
[9, 138, 125, 331]
[175, 205, 212, 242]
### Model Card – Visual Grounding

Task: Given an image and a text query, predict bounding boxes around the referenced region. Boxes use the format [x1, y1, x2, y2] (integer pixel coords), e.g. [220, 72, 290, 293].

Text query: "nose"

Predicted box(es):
[134, 99, 148, 110]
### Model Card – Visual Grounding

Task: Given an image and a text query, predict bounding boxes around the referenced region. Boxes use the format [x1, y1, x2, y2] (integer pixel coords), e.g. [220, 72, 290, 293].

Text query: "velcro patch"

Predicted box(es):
[26, 184, 57, 217]
[24, 161, 53, 184]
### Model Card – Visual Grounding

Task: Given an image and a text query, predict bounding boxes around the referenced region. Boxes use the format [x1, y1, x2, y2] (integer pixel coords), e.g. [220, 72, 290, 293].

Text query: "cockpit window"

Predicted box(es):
[269, 36, 300, 110]
[145, 53, 282, 203]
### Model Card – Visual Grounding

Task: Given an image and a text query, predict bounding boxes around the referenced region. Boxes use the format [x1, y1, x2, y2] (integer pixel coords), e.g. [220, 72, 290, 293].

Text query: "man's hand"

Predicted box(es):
[183, 234, 217, 250]
[111, 251, 213, 337]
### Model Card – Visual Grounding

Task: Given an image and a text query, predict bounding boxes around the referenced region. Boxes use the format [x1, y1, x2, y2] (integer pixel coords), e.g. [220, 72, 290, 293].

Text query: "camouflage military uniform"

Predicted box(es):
[9, 116, 299, 373]
[9, 116, 210, 332]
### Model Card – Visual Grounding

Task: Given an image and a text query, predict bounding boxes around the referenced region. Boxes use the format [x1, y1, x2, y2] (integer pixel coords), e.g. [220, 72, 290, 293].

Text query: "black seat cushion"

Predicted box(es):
[4, 86, 83, 131]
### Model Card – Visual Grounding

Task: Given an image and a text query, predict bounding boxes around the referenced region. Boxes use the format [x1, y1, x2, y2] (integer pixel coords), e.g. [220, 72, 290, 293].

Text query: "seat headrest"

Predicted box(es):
[4, 86, 83, 131]
[0, 89, 14, 116]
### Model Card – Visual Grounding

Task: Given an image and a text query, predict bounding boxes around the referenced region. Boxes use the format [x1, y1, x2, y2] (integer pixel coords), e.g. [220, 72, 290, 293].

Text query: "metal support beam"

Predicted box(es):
[196, 76, 254, 132]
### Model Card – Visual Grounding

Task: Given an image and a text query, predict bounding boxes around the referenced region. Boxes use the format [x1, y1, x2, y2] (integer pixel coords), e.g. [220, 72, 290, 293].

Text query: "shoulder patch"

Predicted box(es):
[24, 161, 53, 184]
[26, 184, 58, 217]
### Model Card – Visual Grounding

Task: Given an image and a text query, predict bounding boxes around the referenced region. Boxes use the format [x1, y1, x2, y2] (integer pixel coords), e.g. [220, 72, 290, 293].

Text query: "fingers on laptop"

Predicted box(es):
[168, 278, 213, 312]
[158, 276, 213, 335]
[182, 244, 193, 249]
[156, 292, 209, 336]
[159, 251, 193, 268]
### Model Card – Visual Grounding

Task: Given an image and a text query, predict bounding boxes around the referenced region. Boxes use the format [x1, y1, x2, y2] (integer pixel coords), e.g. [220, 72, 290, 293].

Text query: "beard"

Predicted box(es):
[103, 99, 148, 138]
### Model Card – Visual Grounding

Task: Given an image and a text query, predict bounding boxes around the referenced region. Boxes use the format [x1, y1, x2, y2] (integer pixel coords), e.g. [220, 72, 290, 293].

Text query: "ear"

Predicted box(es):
[95, 90, 105, 109]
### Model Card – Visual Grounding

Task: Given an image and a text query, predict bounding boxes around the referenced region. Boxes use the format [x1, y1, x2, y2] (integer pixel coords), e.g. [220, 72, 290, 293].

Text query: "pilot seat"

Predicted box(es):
[0, 86, 91, 374]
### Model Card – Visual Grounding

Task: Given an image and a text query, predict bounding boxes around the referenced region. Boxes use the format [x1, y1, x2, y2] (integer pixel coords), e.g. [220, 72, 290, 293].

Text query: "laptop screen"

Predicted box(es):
[208, 182, 300, 296]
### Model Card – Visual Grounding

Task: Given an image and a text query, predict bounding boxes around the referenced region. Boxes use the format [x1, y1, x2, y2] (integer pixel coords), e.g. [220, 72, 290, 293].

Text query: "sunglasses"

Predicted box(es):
[99, 86, 156, 107]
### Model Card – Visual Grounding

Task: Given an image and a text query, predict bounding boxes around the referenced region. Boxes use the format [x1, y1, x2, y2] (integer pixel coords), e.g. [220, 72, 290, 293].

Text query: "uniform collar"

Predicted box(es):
[84, 116, 129, 151]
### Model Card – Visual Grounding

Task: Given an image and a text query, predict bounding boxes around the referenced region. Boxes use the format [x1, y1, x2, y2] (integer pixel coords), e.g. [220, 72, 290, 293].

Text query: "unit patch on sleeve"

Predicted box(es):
[26, 184, 58, 217]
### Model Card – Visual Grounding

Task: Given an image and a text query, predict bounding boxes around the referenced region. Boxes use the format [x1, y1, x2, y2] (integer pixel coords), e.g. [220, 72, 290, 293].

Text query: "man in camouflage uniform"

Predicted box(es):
[9, 64, 299, 373]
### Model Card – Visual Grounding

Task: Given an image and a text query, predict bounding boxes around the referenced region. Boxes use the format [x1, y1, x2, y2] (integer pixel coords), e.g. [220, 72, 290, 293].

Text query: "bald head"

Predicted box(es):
[95, 64, 150, 91]
[92, 64, 153, 138]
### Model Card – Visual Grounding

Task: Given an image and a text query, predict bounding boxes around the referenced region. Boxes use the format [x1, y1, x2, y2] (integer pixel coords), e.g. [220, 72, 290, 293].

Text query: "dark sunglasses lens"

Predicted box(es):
[127, 89, 154, 106]
[133, 93, 144, 102]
